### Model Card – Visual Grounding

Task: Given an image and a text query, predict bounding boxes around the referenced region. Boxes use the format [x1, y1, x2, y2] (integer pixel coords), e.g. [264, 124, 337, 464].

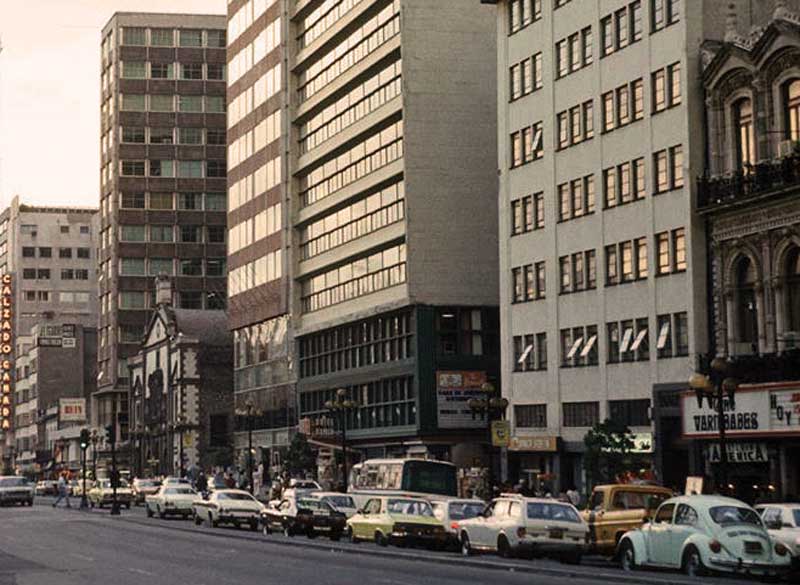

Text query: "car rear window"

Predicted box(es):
[710, 506, 762, 527]
[387, 499, 433, 517]
[218, 492, 255, 502]
[527, 502, 581, 523]
[165, 487, 195, 495]
[323, 495, 355, 508]
[449, 502, 485, 521]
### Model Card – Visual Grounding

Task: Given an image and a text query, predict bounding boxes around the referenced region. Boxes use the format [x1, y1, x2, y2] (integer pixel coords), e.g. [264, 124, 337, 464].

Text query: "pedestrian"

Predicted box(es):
[52, 472, 72, 509]
[195, 470, 207, 495]
[566, 486, 580, 507]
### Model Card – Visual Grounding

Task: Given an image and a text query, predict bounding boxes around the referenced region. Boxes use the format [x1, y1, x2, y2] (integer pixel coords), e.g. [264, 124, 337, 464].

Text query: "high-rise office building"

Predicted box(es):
[227, 0, 499, 473]
[98, 13, 228, 446]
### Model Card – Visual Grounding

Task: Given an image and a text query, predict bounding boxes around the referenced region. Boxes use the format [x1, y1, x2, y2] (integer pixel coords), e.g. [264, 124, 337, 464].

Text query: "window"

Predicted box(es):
[120, 258, 146, 276]
[675, 312, 689, 356]
[734, 98, 755, 170]
[560, 324, 597, 367]
[557, 100, 593, 149]
[510, 122, 543, 168]
[511, 192, 544, 235]
[22, 247, 34, 258]
[150, 225, 174, 242]
[606, 244, 619, 285]
[58, 247, 72, 259]
[60, 226, 69, 234]
[206, 193, 226, 211]
[121, 161, 145, 176]
[513, 333, 545, 371]
[207, 226, 226, 243]
[785, 80, 800, 141]
[609, 399, 651, 426]
[150, 128, 173, 145]
[178, 193, 202, 211]
[179, 226, 202, 243]
[604, 158, 645, 208]
[122, 27, 146, 45]
[122, 127, 145, 143]
[508, 0, 542, 35]
[149, 193, 173, 210]
[509, 53, 543, 101]
[206, 258, 226, 277]
[207, 160, 227, 178]
[179, 291, 203, 309]
[179, 29, 202, 47]
[656, 314, 673, 358]
[512, 262, 545, 302]
[563, 402, 599, 427]
[655, 228, 686, 275]
[515, 404, 547, 428]
[121, 193, 145, 209]
[149, 160, 174, 178]
[39, 247, 51, 258]
[206, 30, 226, 48]
[178, 95, 203, 113]
[179, 128, 203, 145]
[601, 79, 644, 133]
[653, 145, 683, 193]
[206, 96, 225, 113]
[77, 247, 90, 259]
[150, 94, 174, 112]
[150, 63, 174, 79]
[121, 94, 146, 111]
[207, 129, 226, 145]
[207, 63, 225, 81]
[121, 225, 146, 242]
[150, 28, 173, 46]
[652, 62, 681, 113]
[558, 175, 595, 221]
[555, 27, 593, 79]
[180, 63, 203, 80]
[180, 259, 203, 276]
[119, 291, 146, 309]
[559, 250, 596, 294]
[122, 61, 146, 79]
[651, 0, 680, 32]
[22, 269, 35, 280]
[179, 161, 203, 178]
[675, 504, 698, 526]
[149, 258, 173, 276]
[608, 317, 649, 363]
[601, 2, 642, 57]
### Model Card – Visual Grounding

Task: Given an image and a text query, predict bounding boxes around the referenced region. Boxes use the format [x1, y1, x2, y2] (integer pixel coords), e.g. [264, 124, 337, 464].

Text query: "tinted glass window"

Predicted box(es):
[675, 504, 698, 526]
[655, 503, 675, 524]
[710, 506, 762, 527]
[449, 502, 485, 521]
[402, 461, 457, 496]
[387, 499, 433, 517]
[527, 502, 581, 523]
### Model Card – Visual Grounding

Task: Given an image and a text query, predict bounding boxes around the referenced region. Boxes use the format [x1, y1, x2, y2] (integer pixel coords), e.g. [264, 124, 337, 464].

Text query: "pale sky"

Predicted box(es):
[0, 0, 226, 209]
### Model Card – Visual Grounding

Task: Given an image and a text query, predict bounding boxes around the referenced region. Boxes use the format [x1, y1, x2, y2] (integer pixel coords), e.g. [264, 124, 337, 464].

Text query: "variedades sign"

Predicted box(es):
[682, 383, 800, 438]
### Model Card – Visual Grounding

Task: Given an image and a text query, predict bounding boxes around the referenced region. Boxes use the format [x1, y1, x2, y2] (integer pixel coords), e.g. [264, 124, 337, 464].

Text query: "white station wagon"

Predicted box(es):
[618, 495, 792, 578]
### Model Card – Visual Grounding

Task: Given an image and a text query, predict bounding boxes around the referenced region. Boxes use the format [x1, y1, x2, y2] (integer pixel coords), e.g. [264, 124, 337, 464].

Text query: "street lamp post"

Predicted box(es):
[468, 382, 509, 497]
[90, 430, 99, 479]
[325, 388, 358, 493]
[235, 398, 262, 495]
[689, 356, 739, 495]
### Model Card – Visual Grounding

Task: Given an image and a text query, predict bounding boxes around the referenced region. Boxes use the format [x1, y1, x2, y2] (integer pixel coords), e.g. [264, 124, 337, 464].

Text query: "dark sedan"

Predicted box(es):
[262, 497, 346, 540]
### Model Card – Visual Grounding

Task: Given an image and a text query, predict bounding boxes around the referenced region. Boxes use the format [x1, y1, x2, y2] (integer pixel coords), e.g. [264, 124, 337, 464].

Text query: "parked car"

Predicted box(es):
[132, 478, 162, 505]
[618, 495, 792, 578]
[459, 494, 587, 562]
[146, 485, 197, 519]
[192, 489, 264, 531]
[262, 496, 347, 539]
[70, 479, 93, 497]
[0, 476, 34, 506]
[347, 496, 448, 549]
[757, 503, 800, 573]
[281, 479, 323, 500]
[162, 477, 191, 488]
[431, 498, 486, 549]
[87, 478, 133, 509]
[313, 492, 358, 518]
[35, 480, 58, 496]
[583, 483, 672, 556]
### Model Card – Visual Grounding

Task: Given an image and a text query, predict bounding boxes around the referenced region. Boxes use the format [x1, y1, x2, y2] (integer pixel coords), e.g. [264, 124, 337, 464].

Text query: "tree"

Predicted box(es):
[284, 433, 316, 477]
[583, 418, 636, 492]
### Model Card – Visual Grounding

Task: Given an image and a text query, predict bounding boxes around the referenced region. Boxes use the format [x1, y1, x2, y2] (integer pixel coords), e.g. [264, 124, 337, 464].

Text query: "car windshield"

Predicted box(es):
[137, 480, 160, 487]
[448, 502, 485, 521]
[710, 506, 762, 527]
[293, 481, 318, 489]
[323, 495, 355, 508]
[217, 492, 255, 502]
[387, 499, 433, 517]
[298, 499, 322, 510]
[165, 487, 195, 495]
[0, 478, 27, 487]
[527, 502, 582, 523]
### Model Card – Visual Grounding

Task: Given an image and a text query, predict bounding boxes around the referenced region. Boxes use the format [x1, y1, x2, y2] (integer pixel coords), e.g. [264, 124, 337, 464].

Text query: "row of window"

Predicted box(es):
[601, 1, 643, 57]
[301, 243, 407, 313]
[300, 59, 402, 154]
[556, 100, 594, 150]
[510, 192, 544, 235]
[119, 257, 226, 277]
[300, 181, 405, 260]
[652, 62, 682, 114]
[228, 0, 279, 45]
[228, 109, 282, 171]
[510, 121, 543, 168]
[19, 224, 89, 235]
[509, 53, 543, 101]
[508, 0, 542, 35]
[22, 247, 90, 259]
[22, 268, 89, 281]
[228, 155, 282, 213]
[512, 332, 547, 372]
[118, 289, 224, 310]
[228, 249, 283, 297]
[119, 191, 226, 211]
[511, 261, 546, 303]
[601, 79, 644, 133]
[120, 27, 225, 48]
[300, 120, 404, 207]
[559, 250, 597, 294]
[228, 202, 282, 254]
[603, 158, 645, 209]
[121, 126, 225, 146]
[605, 237, 648, 285]
[298, 1, 400, 103]
[228, 63, 282, 129]
[558, 175, 595, 222]
[228, 18, 281, 86]
[515, 399, 650, 429]
[233, 315, 290, 370]
[555, 27, 592, 79]
[120, 159, 226, 178]
[22, 291, 91, 304]
[120, 61, 225, 81]
[118, 224, 225, 244]
[120, 93, 225, 113]
[299, 0, 365, 49]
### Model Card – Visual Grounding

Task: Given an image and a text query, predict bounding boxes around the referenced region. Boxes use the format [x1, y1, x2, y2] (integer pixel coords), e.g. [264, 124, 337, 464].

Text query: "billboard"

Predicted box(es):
[0, 275, 13, 433]
[436, 371, 488, 429]
[59, 398, 87, 423]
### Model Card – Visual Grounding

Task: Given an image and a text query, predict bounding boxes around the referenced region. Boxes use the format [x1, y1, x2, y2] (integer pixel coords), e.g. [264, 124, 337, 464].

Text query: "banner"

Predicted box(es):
[491, 420, 510, 447]
[436, 371, 488, 429]
[59, 398, 86, 423]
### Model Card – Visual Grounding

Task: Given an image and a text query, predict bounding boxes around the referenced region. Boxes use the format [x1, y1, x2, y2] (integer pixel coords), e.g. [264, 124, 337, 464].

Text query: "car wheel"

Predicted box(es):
[262, 523, 272, 536]
[620, 540, 636, 572]
[683, 545, 707, 577]
[283, 525, 293, 538]
[375, 531, 389, 547]
[146, 506, 154, 518]
[348, 527, 359, 544]
[497, 535, 512, 558]
[460, 532, 473, 557]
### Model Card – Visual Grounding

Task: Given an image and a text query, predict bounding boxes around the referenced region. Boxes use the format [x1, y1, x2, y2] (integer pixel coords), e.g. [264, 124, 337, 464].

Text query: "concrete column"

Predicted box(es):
[756, 283, 767, 354]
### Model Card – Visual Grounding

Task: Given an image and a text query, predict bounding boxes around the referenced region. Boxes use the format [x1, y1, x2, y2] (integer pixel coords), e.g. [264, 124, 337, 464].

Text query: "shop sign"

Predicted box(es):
[59, 398, 86, 423]
[298, 415, 336, 439]
[509, 436, 558, 452]
[39, 337, 62, 347]
[491, 420, 510, 447]
[682, 384, 800, 438]
[685, 476, 704, 495]
[435, 371, 488, 429]
[704, 442, 768, 464]
[0, 274, 13, 434]
[631, 432, 654, 453]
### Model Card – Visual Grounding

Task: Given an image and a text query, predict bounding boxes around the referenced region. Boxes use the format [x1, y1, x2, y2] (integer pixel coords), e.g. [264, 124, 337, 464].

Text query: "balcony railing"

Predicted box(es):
[697, 152, 800, 210]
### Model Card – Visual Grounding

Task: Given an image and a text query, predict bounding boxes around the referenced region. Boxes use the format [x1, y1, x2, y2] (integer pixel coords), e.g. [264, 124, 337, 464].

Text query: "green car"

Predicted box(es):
[347, 496, 448, 549]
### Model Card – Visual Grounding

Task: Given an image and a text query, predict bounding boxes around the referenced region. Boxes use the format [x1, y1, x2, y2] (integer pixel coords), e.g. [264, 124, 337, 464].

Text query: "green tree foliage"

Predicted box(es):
[583, 418, 636, 491]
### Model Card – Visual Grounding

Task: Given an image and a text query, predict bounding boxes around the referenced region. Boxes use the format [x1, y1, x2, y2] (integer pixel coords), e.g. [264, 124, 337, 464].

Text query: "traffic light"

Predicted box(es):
[105, 423, 116, 445]
[79, 428, 90, 451]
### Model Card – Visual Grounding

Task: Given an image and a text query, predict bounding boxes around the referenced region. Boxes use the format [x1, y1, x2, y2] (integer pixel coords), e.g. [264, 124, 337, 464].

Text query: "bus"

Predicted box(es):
[347, 459, 458, 507]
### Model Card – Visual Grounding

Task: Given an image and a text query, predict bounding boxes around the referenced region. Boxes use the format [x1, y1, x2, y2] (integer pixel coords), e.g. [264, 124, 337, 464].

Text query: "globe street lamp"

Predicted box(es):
[235, 398, 262, 495]
[689, 356, 739, 495]
[325, 388, 358, 493]
[468, 382, 509, 496]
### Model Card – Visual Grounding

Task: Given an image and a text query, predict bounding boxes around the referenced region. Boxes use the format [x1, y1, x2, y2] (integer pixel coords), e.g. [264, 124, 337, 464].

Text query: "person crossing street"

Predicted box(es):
[52, 472, 72, 509]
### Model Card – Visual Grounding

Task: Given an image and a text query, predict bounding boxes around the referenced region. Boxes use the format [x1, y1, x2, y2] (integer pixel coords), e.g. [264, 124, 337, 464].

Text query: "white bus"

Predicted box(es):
[347, 459, 458, 507]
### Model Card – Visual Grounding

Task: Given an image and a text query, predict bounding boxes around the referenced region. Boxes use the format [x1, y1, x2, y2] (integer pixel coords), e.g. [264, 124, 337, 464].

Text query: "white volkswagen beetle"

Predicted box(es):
[618, 495, 791, 578]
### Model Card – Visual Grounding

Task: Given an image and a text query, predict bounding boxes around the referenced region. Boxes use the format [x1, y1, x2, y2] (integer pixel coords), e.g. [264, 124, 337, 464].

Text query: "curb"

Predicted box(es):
[109, 514, 709, 585]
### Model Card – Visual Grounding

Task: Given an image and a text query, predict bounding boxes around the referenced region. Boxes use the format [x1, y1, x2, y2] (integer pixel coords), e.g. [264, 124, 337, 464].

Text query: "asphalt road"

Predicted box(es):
[0, 499, 768, 585]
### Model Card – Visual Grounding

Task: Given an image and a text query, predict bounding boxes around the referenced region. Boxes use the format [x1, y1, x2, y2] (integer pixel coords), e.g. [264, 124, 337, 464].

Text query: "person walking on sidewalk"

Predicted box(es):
[52, 472, 72, 508]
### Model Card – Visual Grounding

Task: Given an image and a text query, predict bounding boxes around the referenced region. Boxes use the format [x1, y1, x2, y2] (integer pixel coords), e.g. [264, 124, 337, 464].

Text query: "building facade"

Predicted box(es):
[97, 13, 229, 451]
[489, 0, 771, 493]
[128, 278, 233, 478]
[226, 0, 500, 476]
[0, 197, 98, 472]
[687, 1, 800, 501]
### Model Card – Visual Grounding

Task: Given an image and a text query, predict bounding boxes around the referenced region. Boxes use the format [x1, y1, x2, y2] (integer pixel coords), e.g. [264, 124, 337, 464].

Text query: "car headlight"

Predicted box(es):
[775, 542, 789, 557]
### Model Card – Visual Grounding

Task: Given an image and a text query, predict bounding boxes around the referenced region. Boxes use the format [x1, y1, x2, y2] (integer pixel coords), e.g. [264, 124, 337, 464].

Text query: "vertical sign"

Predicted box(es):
[0, 274, 12, 433]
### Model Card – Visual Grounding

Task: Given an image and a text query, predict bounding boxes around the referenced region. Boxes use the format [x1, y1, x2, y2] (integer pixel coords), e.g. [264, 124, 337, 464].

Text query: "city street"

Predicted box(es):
[0, 499, 763, 585]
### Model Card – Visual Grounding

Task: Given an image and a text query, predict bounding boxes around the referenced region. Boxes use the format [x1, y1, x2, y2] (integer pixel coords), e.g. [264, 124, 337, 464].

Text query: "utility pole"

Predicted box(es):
[79, 429, 90, 509]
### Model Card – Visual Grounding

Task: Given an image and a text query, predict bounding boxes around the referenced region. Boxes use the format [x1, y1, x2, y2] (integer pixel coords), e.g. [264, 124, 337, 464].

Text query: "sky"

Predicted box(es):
[0, 0, 226, 209]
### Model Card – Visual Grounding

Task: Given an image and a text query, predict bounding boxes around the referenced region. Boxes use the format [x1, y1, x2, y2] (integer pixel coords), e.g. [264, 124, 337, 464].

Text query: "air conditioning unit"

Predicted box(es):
[778, 139, 797, 158]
